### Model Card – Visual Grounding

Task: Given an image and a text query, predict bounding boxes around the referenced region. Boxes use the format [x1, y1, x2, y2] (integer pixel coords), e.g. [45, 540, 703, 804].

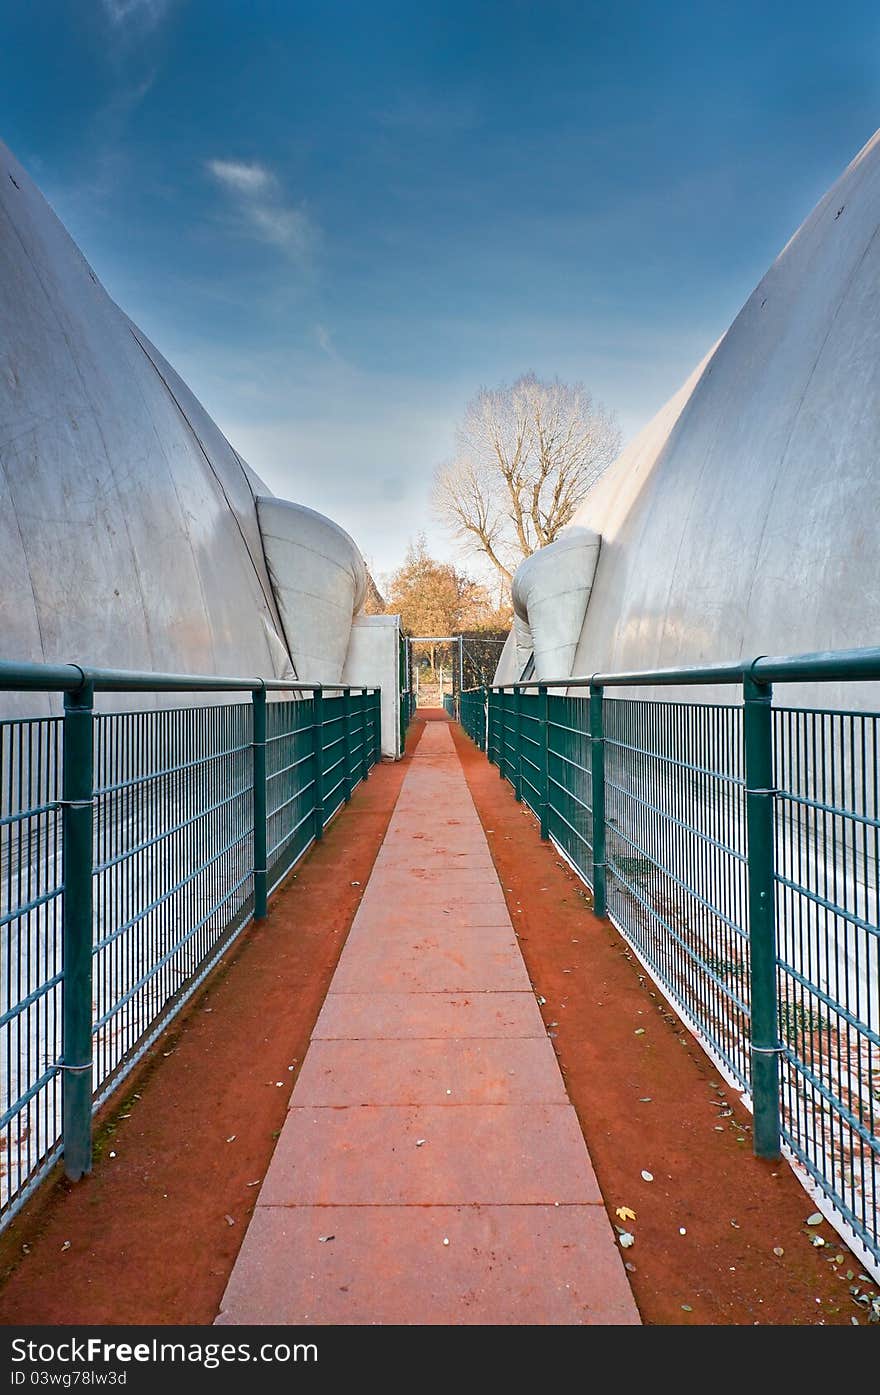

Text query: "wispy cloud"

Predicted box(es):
[206, 159, 274, 196]
[206, 158, 317, 261]
[314, 323, 339, 360]
[101, 0, 172, 30]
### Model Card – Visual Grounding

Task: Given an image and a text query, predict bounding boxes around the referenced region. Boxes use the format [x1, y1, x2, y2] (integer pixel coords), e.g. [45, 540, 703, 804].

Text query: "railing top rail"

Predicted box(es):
[0, 660, 379, 696]
[481, 644, 880, 692]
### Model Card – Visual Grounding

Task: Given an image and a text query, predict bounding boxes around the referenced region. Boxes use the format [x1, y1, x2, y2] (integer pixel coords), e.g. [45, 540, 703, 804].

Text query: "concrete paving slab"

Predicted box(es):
[258, 1103, 604, 1206]
[313, 990, 546, 1040]
[345, 902, 515, 934]
[289, 1036, 567, 1106]
[329, 933, 532, 993]
[216, 1205, 640, 1326]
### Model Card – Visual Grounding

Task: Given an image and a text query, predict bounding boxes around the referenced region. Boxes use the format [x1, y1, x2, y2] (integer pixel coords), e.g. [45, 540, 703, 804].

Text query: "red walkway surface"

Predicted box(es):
[216, 718, 639, 1325]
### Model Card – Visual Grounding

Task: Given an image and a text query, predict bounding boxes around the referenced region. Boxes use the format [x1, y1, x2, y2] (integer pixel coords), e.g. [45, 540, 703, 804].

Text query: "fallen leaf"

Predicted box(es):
[615, 1206, 637, 1222]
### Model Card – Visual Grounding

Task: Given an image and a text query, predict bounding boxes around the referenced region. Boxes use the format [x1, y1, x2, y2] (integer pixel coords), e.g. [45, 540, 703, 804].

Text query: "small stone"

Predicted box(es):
[806, 1213, 823, 1226]
[224, 1215, 236, 1226]
[681, 1304, 693, 1312]
[619, 1232, 635, 1249]
[679, 1228, 687, 1236]
[442, 1237, 450, 1246]
[641, 1170, 654, 1182]
[773, 1246, 784, 1257]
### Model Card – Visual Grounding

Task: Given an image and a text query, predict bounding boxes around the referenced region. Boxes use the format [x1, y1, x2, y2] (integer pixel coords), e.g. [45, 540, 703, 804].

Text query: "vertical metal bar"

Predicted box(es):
[360, 689, 370, 782]
[313, 686, 325, 840]
[342, 688, 352, 802]
[590, 683, 607, 918]
[399, 632, 406, 758]
[513, 685, 523, 802]
[485, 689, 492, 763]
[743, 673, 782, 1160]
[538, 684, 550, 840]
[252, 686, 267, 920]
[61, 681, 94, 1181]
[459, 634, 464, 709]
[373, 688, 381, 767]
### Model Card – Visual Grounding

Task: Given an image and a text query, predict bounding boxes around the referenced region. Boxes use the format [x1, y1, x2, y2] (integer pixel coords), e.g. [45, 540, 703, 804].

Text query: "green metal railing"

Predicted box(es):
[0, 661, 380, 1229]
[460, 688, 487, 751]
[460, 646, 880, 1275]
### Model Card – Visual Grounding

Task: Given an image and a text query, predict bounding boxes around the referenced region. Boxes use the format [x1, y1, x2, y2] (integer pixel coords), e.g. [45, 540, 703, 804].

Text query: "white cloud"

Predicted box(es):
[314, 323, 339, 359]
[206, 159, 275, 196]
[206, 158, 317, 261]
[102, 0, 171, 30]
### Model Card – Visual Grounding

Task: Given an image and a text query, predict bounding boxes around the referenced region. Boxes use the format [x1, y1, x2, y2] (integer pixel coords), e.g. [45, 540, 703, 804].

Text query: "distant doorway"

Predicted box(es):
[405, 633, 509, 711]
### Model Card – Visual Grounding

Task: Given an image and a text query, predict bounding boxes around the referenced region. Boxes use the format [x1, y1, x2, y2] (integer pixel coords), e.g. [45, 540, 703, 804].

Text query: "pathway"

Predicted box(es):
[216, 716, 639, 1325]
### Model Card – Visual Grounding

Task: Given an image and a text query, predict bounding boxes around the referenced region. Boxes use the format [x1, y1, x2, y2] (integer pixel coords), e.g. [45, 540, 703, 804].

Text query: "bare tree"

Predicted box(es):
[433, 374, 620, 583]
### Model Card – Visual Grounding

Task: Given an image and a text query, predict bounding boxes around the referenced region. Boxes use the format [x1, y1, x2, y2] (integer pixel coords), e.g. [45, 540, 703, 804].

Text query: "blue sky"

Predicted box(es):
[3, 0, 879, 580]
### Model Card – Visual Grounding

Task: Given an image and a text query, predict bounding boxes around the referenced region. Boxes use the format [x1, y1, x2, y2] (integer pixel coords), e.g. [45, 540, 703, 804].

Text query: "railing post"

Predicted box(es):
[252, 685, 268, 921]
[538, 684, 550, 840]
[487, 688, 496, 765]
[501, 689, 509, 778]
[61, 680, 95, 1181]
[313, 685, 325, 840]
[360, 689, 370, 782]
[342, 688, 352, 802]
[589, 683, 607, 919]
[373, 688, 381, 765]
[743, 673, 782, 1160]
[513, 684, 523, 802]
